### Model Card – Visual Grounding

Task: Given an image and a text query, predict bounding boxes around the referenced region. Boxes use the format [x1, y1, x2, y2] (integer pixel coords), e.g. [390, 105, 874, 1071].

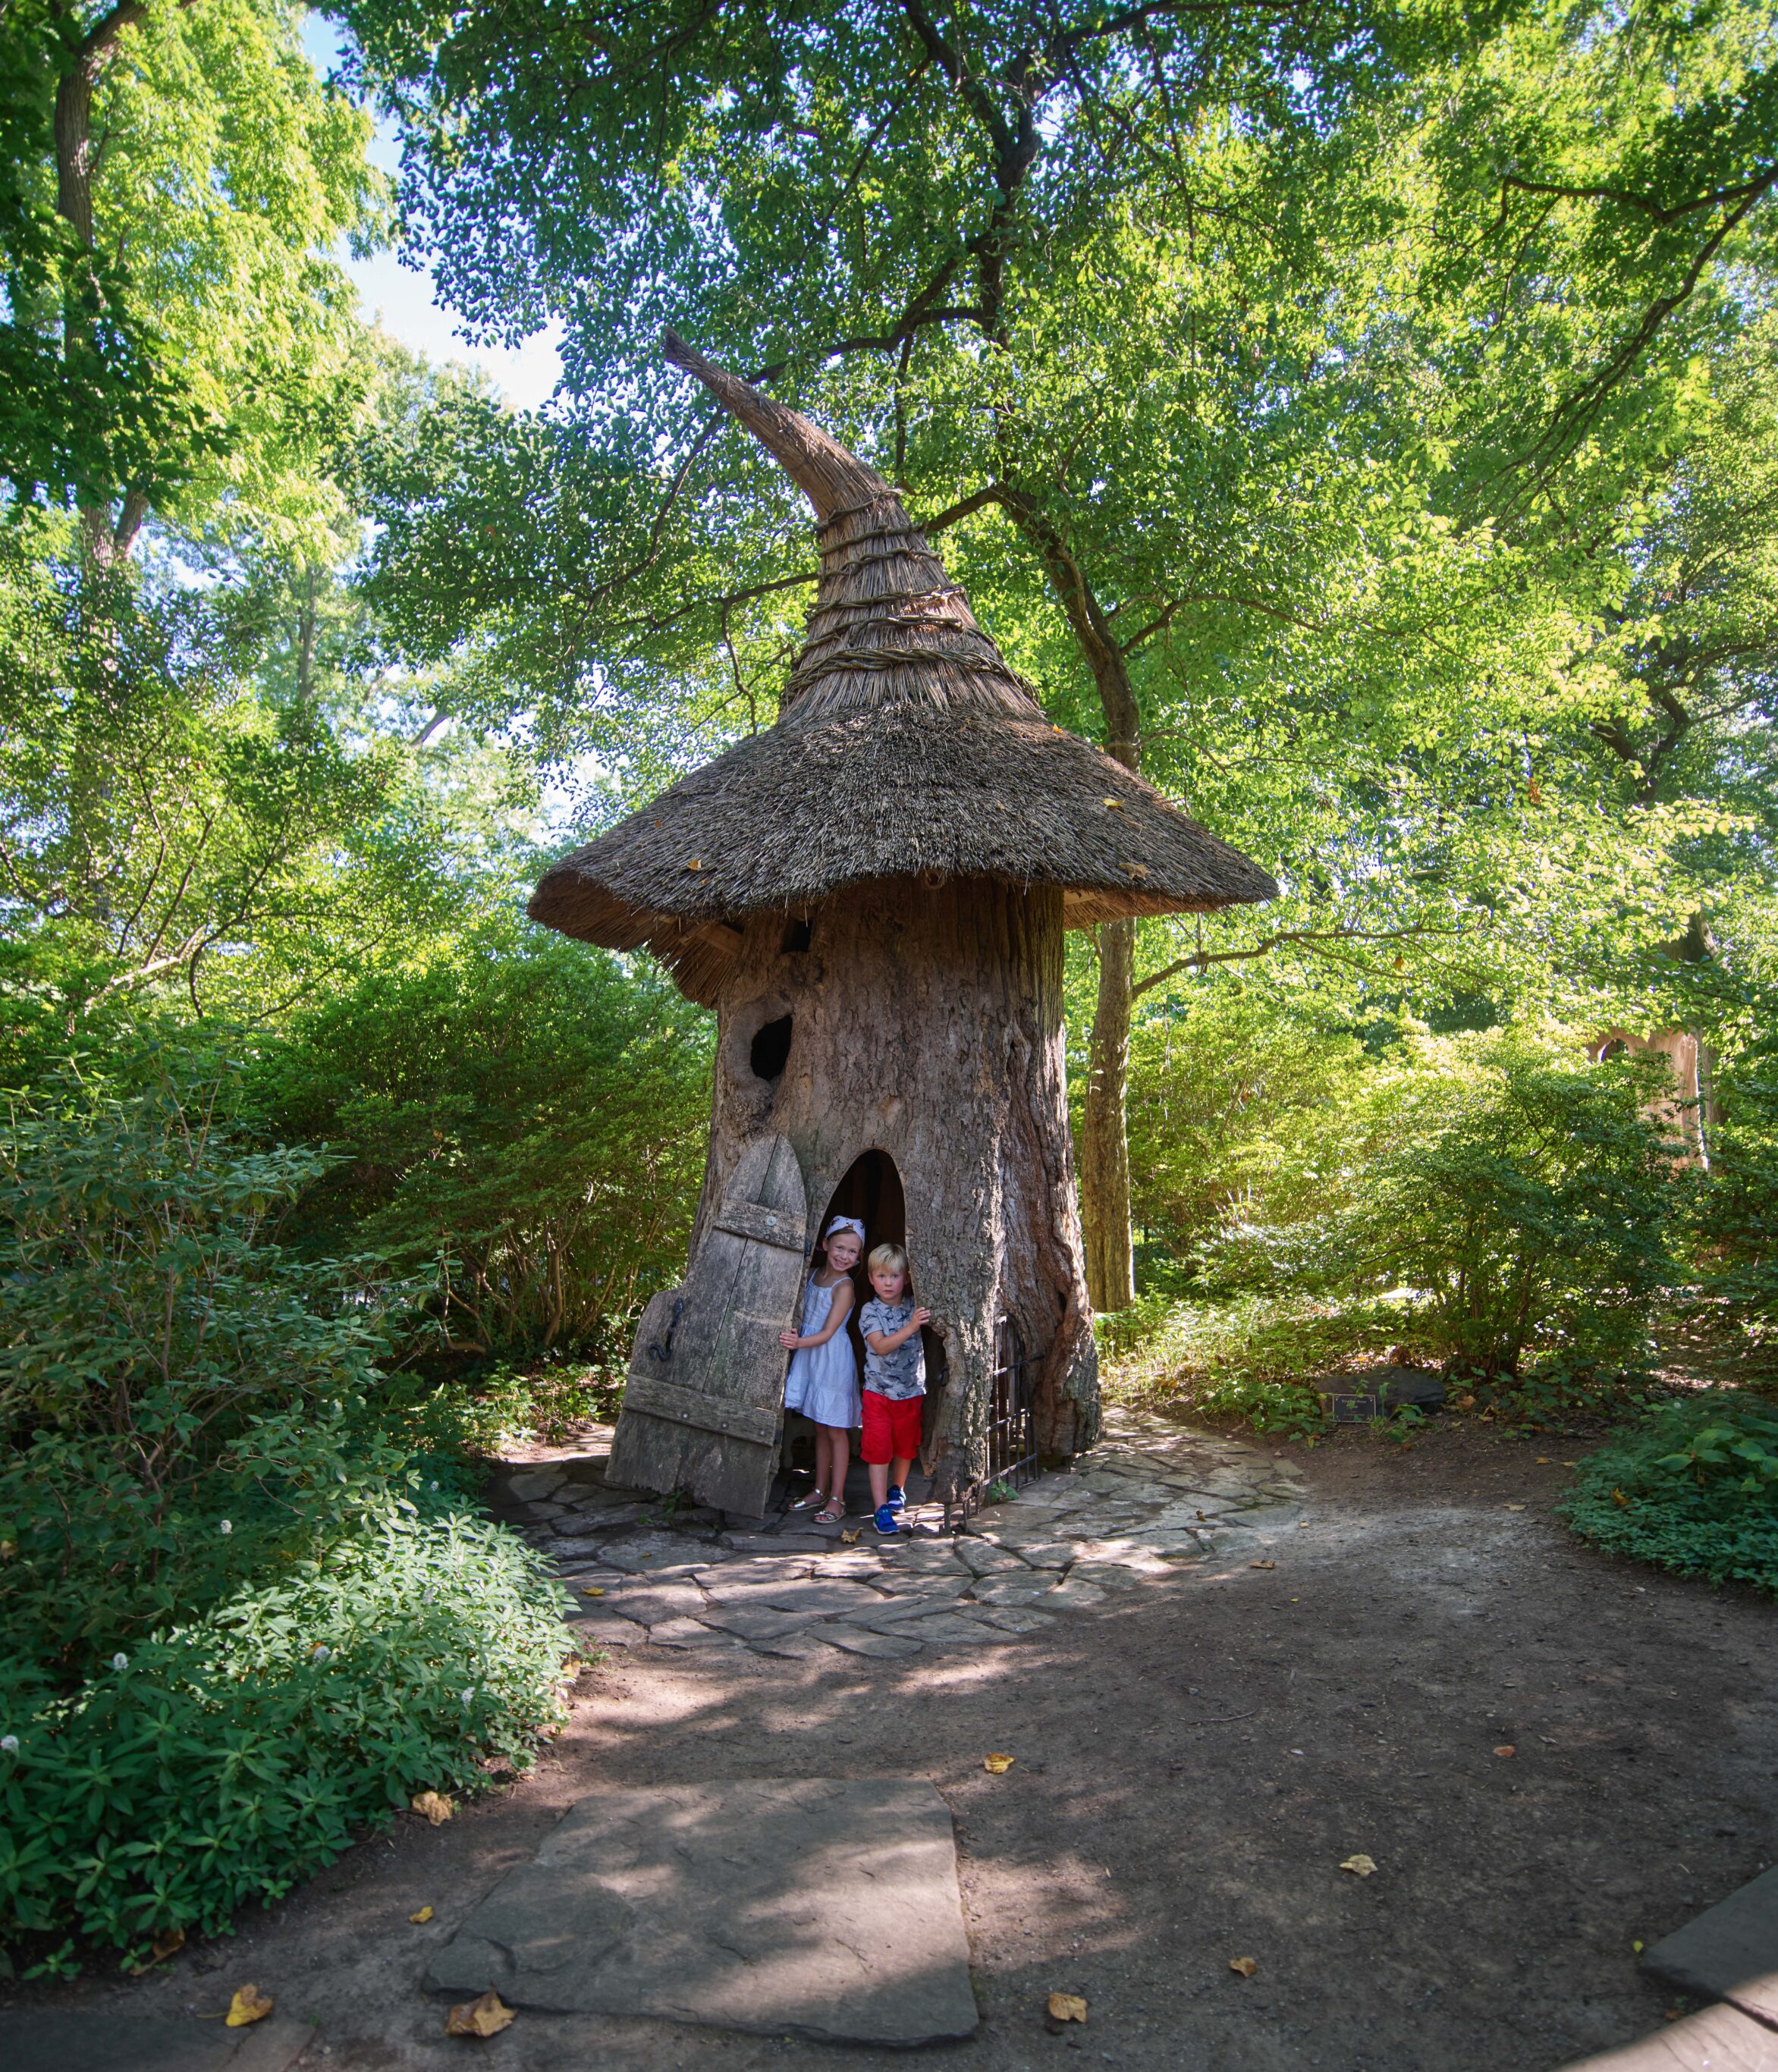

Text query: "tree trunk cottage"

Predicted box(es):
[529, 334, 1276, 1519]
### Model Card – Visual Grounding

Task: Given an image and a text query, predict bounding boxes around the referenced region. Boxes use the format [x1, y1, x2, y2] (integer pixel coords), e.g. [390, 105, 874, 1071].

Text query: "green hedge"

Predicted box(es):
[1561, 1392, 1778, 1593]
[0, 1499, 572, 1964]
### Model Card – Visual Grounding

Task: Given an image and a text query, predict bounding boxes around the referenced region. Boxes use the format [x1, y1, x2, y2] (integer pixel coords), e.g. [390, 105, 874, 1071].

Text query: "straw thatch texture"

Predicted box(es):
[529, 334, 1275, 984]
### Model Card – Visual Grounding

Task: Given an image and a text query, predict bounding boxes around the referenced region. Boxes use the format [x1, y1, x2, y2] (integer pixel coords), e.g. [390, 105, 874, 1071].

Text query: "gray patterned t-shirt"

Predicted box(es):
[859, 1299, 926, 1399]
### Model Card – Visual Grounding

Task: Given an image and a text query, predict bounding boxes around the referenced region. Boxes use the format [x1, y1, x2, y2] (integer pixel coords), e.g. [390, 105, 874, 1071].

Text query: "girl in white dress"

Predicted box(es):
[779, 1217, 864, 1524]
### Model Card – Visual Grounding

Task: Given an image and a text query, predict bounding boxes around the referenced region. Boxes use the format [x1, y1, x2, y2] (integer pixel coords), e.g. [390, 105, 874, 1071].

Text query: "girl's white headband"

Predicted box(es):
[825, 1217, 865, 1242]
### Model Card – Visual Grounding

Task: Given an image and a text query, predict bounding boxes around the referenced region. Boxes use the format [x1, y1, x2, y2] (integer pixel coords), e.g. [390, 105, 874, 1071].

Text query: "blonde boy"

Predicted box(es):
[858, 1242, 931, 1536]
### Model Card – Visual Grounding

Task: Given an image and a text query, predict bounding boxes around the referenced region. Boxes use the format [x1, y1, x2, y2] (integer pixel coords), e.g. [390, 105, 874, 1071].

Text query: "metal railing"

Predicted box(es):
[944, 1317, 1042, 1530]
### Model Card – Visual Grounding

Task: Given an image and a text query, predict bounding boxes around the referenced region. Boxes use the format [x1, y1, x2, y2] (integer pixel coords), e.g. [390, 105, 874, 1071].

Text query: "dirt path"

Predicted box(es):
[14, 1426, 1776, 2070]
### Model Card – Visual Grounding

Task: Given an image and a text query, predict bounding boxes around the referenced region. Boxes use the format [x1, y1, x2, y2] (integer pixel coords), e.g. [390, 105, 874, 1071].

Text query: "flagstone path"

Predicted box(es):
[497, 1406, 1312, 1662]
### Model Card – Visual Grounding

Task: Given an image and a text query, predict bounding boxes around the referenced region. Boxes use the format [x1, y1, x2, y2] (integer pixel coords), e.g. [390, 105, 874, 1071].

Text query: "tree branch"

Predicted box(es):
[1132, 924, 1457, 997]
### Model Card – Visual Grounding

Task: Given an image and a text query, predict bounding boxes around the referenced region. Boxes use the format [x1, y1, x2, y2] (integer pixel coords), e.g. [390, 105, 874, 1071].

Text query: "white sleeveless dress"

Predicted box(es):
[783, 1279, 862, 1429]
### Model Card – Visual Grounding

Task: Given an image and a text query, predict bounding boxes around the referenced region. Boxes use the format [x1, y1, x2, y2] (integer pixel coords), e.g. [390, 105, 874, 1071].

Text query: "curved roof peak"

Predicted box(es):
[663, 331, 1041, 724]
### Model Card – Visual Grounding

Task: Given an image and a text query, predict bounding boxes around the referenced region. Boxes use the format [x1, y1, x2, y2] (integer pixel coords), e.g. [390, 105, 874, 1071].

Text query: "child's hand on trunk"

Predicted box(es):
[778, 1330, 801, 1349]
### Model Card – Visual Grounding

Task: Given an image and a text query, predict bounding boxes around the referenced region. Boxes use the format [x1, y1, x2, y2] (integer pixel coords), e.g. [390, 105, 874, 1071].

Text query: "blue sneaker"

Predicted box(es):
[873, 1503, 901, 1537]
[885, 1484, 906, 1513]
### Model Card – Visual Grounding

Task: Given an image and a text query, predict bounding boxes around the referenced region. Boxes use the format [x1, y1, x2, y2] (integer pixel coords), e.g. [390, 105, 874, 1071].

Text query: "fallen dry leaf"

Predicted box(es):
[1612, 1487, 1630, 1507]
[1504, 1503, 1525, 1512]
[840, 1527, 862, 1544]
[410, 1906, 435, 1925]
[984, 1752, 1016, 1775]
[445, 1989, 516, 2039]
[225, 1983, 275, 2027]
[1230, 1957, 1258, 1977]
[1537, 1457, 1552, 1465]
[1047, 1992, 1088, 2023]
[1340, 1854, 1377, 1877]
[1494, 1744, 1517, 1759]
[1250, 1559, 1277, 1570]
[579, 1585, 605, 1598]
[411, 1790, 454, 1826]
[152, 1926, 185, 1961]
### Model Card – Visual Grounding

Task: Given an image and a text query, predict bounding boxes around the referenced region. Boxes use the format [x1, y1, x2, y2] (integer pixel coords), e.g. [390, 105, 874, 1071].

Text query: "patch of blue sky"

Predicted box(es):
[299, 10, 564, 413]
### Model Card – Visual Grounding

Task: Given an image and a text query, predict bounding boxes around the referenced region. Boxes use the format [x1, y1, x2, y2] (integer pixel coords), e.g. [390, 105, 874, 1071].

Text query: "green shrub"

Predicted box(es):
[1210, 1038, 1691, 1377]
[1561, 1392, 1778, 1591]
[0, 1060, 426, 1667]
[1098, 1292, 1428, 1437]
[0, 1498, 573, 1961]
[250, 913, 711, 1357]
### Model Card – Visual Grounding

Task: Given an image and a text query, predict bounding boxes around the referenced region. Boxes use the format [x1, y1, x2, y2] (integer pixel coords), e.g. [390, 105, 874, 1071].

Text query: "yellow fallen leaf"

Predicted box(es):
[1612, 1487, 1629, 1507]
[1340, 1854, 1377, 1877]
[410, 1905, 435, 1924]
[152, 1926, 185, 1961]
[580, 1585, 605, 1597]
[1102, 797, 1124, 808]
[1504, 1503, 1525, 1512]
[1633, 1939, 1645, 1954]
[984, 1753, 1015, 1775]
[1047, 1992, 1088, 2023]
[1536, 1457, 1552, 1465]
[1494, 1744, 1516, 1759]
[411, 1790, 455, 1825]
[445, 1989, 516, 2039]
[1229, 1956, 1258, 1977]
[1250, 1559, 1276, 1570]
[840, 1527, 861, 1544]
[225, 1983, 274, 2027]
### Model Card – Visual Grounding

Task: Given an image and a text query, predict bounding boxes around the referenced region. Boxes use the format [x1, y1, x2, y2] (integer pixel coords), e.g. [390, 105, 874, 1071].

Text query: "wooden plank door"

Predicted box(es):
[608, 1131, 807, 1517]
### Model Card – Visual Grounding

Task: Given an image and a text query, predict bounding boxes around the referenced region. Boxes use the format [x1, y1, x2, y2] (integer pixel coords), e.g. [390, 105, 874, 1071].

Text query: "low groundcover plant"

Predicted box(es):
[0, 1497, 573, 1967]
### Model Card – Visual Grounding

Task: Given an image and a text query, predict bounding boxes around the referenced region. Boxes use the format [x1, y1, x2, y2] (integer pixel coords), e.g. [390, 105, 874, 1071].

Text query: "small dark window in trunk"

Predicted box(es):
[750, 1014, 794, 1082]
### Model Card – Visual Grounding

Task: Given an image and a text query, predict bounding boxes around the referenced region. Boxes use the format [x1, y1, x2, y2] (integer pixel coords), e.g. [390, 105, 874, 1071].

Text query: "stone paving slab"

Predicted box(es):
[1644, 1868, 1778, 2028]
[0, 2014, 316, 2072]
[974, 1604, 1057, 1634]
[645, 1618, 749, 1650]
[565, 1610, 642, 1647]
[429, 1780, 977, 2044]
[511, 1408, 1312, 1664]
[1560, 2001, 1778, 2070]
[816, 1626, 925, 1659]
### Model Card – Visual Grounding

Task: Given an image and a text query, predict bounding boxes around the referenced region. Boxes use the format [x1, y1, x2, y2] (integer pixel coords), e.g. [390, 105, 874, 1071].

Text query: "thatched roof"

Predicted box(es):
[531, 334, 1275, 996]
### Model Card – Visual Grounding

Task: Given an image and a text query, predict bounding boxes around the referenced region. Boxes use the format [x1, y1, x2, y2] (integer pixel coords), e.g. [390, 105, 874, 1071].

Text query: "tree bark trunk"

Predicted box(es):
[998, 488, 1142, 1308]
[1080, 918, 1136, 1310]
[686, 878, 1100, 1497]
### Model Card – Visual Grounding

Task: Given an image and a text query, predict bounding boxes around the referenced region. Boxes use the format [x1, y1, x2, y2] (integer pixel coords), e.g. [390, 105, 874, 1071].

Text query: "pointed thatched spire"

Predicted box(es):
[664, 330, 1039, 721]
[529, 337, 1276, 1000]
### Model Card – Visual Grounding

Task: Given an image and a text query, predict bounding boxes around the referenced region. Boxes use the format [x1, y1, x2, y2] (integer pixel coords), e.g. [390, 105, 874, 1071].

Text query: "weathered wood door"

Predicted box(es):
[608, 1131, 807, 1517]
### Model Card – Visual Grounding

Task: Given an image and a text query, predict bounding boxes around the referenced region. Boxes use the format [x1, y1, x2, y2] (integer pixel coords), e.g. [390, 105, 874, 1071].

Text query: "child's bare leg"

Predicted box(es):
[867, 1461, 890, 1511]
[891, 1455, 914, 1496]
[813, 1427, 847, 1518]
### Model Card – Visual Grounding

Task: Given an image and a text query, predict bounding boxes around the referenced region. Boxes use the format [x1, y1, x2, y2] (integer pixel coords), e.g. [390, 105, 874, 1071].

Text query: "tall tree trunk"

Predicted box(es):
[54, 2, 151, 571]
[1000, 488, 1142, 1308]
[1080, 917, 1136, 1309]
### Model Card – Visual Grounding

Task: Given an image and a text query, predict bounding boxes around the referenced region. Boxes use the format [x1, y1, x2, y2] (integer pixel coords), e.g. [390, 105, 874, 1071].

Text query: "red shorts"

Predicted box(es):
[861, 1391, 923, 1465]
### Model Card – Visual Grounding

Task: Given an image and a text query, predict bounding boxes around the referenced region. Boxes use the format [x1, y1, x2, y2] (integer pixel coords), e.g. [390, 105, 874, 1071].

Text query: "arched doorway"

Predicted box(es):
[815, 1147, 905, 1384]
[778, 1148, 941, 1521]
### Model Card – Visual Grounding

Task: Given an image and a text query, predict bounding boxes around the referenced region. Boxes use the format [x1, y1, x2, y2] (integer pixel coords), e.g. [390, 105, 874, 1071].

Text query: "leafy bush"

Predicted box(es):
[0, 1499, 573, 1962]
[1116, 990, 1375, 1270]
[1697, 1040, 1778, 1348]
[250, 913, 711, 1356]
[0, 1061, 575, 1967]
[1210, 1037, 1690, 1377]
[1561, 1392, 1778, 1591]
[0, 1060, 424, 1666]
[1098, 1292, 1430, 1437]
